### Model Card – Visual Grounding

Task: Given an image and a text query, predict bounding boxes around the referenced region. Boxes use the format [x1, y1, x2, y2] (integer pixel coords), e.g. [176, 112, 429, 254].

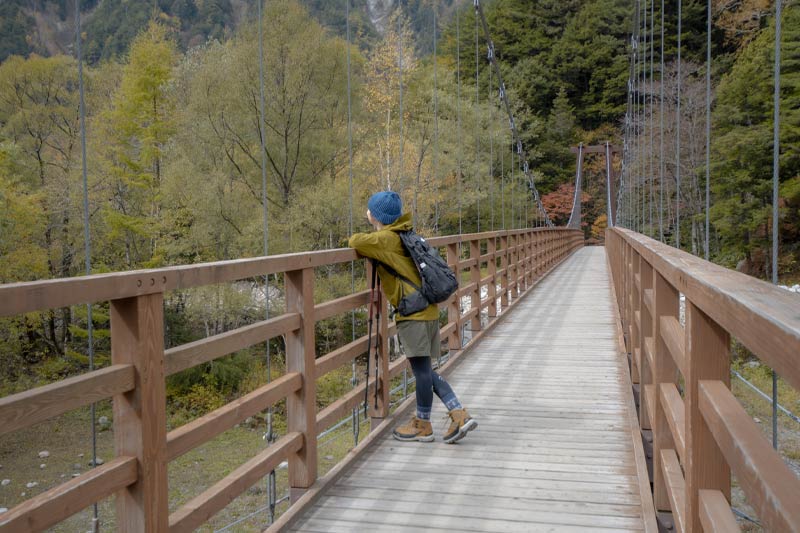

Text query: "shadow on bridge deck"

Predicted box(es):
[279, 247, 658, 532]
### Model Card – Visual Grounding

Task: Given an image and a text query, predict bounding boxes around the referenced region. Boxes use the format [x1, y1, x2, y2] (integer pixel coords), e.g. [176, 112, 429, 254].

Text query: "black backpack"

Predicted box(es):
[377, 230, 459, 316]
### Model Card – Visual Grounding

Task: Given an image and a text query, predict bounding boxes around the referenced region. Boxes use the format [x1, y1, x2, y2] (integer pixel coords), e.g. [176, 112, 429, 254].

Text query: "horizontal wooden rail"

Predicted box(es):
[168, 432, 302, 533]
[316, 380, 376, 434]
[315, 336, 369, 378]
[661, 449, 686, 533]
[0, 365, 135, 437]
[167, 372, 302, 461]
[699, 490, 740, 532]
[660, 383, 686, 460]
[388, 356, 410, 380]
[659, 315, 685, 377]
[614, 228, 800, 392]
[0, 456, 137, 532]
[165, 313, 300, 376]
[314, 290, 369, 322]
[699, 380, 800, 532]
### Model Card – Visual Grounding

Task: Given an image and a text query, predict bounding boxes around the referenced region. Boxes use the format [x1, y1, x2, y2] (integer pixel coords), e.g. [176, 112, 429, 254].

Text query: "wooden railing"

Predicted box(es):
[0, 227, 582, 532]
[607, 228, 800, 533]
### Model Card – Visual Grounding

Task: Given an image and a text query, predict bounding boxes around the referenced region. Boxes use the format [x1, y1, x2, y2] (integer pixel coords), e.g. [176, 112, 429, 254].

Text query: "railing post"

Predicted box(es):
[110, 293, 168, 532]
[508, 234, 518, 299]
[652, 271, 680, 511]
[500, 235, 509, 310]
[629, 250, 641, 385]
[685, 302, 731, 533]
[470, 239, 481, 332]
[447, 243, 462, 350]
[639, 259, 654, 430]
[285, 267, 317, 501]
[525, 231, 533, 287]
[487, 237, 497, 317]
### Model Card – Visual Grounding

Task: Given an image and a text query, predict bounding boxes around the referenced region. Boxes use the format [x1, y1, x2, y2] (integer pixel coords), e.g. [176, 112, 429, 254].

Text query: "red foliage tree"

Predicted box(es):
[542, 183, 590, 226]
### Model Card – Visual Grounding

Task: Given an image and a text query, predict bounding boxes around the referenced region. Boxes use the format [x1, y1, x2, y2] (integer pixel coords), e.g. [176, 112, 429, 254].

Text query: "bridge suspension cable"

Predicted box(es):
[74, 1, 99, 531]
[473, 0, 552, 227]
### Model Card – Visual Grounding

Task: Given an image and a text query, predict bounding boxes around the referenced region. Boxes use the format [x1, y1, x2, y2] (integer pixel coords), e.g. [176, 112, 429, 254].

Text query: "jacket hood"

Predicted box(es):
[385, 213, 413, 232]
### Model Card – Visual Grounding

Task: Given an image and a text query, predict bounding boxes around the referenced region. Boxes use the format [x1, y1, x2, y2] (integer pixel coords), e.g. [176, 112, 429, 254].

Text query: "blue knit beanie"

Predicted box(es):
[368, 191, 402, 225]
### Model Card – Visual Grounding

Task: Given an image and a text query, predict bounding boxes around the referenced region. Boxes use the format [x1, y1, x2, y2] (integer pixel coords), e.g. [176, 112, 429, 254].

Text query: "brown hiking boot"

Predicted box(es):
[393, 416, 435, 442]
[444, 408, 477, 444]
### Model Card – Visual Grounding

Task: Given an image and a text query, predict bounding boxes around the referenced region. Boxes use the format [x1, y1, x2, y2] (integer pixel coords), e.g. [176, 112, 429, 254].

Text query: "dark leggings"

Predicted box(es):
[408, 356, 461, 419]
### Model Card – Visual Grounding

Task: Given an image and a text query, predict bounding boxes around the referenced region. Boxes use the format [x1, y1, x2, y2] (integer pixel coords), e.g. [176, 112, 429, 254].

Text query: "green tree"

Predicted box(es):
[711, 6, 800, 275]
[94, 22, 178, 269]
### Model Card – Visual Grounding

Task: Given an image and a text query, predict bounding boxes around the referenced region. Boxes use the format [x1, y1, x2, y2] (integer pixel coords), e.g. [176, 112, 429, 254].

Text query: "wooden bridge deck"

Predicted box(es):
[287, 247, 656, 532]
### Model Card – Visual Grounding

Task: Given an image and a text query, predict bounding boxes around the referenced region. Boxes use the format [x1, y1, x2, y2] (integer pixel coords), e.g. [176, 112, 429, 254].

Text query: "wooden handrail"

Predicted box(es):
[165, 313, 301, 376]
[166, 372, 302, 461]
[0, 364, 135, 436]
[607, 227, 800, 533]
[0, 456, 138, 532]
[0, 227, 583, 531]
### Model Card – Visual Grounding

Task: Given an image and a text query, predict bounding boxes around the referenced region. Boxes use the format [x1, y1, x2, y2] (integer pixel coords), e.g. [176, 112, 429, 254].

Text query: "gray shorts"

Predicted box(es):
[397, 319, 441, 359]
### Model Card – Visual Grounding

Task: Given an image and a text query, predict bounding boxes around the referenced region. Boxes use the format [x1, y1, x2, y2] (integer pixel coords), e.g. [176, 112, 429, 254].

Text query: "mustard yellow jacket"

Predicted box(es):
[348, 213, 438, 321]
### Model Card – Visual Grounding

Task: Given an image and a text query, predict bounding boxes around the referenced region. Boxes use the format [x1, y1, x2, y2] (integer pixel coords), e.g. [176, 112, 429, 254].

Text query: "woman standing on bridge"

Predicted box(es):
[349, 191, 478, 443]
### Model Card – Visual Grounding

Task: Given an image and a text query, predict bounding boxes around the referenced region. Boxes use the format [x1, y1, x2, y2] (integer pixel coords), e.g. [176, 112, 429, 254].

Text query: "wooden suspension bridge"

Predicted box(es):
[1, 228, 799, 532]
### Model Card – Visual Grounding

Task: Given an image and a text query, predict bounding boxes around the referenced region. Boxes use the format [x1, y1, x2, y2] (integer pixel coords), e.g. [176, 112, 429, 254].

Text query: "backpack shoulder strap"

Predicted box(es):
[373, 259, 421, 292]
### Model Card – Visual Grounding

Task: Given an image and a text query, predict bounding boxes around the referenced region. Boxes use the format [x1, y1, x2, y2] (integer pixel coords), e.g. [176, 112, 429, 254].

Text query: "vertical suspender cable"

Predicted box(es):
[256, 0, 276, 522]
[771, 0, 783, 450]
[457, 8, 463, 235]
[475, 6, 480, 232]
[489, 54, 494, 230]
[649, 0, 655, 236]
[643, 0, 649, 234]
[398, 16, 405, 205]
[501, 117, 505, 229]
[606, 141, 613, 226]
[704, 0, 711, 259]
[659, 0, 665, 241]
[345, 0, 360, 448]
[676, 0, 682, 249]
[433, 6, 440, 232]
[75, 2, 99, 531]
[631, 0, 642, 231]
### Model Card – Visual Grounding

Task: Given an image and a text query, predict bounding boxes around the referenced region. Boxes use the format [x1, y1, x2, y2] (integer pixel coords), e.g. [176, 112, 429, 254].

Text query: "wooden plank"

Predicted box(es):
[166, 372, 301, 461]
[643, 288, 654, 317]
[0, 249, 357, 317]
[314, 290, 369, 322]
[0, 365, 134, 437]
[684, 303, 730, 533]
[699, 380, 800, 532]
[316, 379, 376, 434]
[643, 384, 656, 432]
[698, 490, 740, 533]
[300, 503, 641, 533]
[285, 268, 317, 492]
[660, 383, 686, 460]
[660, 315, 686, 377]
[661, 448, 687, 533]
[313, 495, 645, 530]
[165, 313, 300, 376]
[111, 294, 169, 532]
[315, 336, 369, 378]
[324, 486, 643, 522]
[613, 228, 800, 393]
[643, 337, 655, 373]
[0, 456, 137, 532]
[168, 432, 302, 533]
[388, 356, 409, 380]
